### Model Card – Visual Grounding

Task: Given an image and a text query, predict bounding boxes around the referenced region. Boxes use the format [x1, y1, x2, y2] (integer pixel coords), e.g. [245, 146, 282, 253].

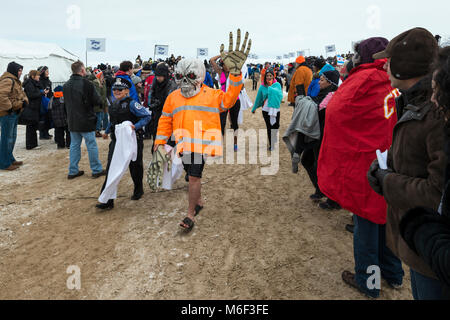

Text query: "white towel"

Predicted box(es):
[98, 121, 137, 203]
[161, 145, 184, 190]
[262, 100, 279, 126]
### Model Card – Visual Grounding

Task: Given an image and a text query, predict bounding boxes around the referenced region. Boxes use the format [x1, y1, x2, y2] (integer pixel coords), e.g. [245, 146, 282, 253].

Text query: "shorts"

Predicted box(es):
[181, 152, 205, 178]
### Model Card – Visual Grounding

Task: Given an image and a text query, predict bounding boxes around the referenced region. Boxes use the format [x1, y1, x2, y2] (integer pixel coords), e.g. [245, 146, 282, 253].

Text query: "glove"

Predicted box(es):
[367, 159, 393, 196]
[149, 99, 160, 110]
[399, 207, 447, 253]
[220, 29, 252, 76]
[367, 159, 382, 195]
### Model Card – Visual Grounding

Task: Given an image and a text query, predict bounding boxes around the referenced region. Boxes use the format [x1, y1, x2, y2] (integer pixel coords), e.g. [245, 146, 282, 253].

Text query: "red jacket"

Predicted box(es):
[317, 59, 398, 224]
[144, 74, 155, 107]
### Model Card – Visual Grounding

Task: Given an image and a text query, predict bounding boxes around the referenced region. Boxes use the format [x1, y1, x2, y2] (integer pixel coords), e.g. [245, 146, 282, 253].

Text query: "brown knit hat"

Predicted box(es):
[372, 27, 438, 80]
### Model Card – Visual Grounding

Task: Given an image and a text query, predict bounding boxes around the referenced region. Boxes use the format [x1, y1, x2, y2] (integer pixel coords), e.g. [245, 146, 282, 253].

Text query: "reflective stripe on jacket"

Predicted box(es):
[155, 74, 243, 156]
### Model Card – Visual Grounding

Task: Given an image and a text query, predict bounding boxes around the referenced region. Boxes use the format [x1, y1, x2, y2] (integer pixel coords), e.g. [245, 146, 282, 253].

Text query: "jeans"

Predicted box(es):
[0, 113, 18, 169]
[96, 112, 103, 132]
[353, 214, 404, 298]
[410, 269, 445, 300]
[96, 112, 109, 131]
[69, 131, 103, 175]
[102, 112, 109, 130]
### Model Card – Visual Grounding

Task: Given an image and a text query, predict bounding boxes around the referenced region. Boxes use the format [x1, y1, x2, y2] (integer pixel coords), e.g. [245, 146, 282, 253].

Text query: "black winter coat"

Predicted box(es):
[39, 76, 53, 98]
[148, 78, 177, 135]
[22, 78, 42, 124]
[63, 74, 102, 132]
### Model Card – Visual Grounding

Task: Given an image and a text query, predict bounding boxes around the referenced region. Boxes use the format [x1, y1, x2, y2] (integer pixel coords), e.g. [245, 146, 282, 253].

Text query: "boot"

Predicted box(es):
[96, 199, 114, 210]
[131, 187, 144, 201]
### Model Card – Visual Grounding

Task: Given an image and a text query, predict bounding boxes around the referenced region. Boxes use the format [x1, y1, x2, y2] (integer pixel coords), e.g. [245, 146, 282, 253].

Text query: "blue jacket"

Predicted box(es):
[308, 64, 335, 97]
[112, 72, 140, 103]
[203, 72, 214, 88]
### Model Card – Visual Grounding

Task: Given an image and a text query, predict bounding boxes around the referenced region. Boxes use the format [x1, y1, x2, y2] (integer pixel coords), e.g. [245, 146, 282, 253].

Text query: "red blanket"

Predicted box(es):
[317, 59, 398, 224]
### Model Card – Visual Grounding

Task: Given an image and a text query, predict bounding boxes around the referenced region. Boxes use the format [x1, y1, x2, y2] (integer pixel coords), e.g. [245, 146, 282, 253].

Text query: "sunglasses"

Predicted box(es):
[175, 72, 197, 81]
[113, 88, 125, 92]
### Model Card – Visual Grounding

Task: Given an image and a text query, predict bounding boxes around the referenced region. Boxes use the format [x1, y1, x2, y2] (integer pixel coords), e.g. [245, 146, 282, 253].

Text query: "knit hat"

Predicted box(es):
[131, 75, 142, 86]
[155, 63, 170, 77]
[354, 37, 389, 66]
[54, 86, 63, 98]
[38, 66, 48, 74]
[372, 27, 439, 80]
[7, 61, 23, 78]
[314, 58, 326, 70]
[319, 64, 335, 76]
[93, 69, 103, 79]
[296, 56, 306, 64]
[143, 63, 152, 71]
[322, 70, 340, 87]
[112, 77, 131, 90]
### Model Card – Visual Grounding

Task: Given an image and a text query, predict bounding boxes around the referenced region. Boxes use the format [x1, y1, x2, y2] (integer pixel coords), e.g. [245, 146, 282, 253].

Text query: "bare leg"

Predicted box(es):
[181, 176, 202, 228]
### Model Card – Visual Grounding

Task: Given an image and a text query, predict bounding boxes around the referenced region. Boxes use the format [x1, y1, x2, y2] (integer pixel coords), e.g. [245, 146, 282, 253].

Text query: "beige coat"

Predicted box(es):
[0, 72, 28, 117]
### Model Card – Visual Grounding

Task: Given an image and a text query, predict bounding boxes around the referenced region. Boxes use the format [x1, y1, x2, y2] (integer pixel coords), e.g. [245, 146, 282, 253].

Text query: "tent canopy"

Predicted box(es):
[0, 39, 79, 84]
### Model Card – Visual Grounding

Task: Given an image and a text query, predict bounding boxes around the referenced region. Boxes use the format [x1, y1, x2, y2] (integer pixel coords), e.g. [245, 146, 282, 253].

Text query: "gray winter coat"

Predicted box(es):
[283, 95, 320, 155]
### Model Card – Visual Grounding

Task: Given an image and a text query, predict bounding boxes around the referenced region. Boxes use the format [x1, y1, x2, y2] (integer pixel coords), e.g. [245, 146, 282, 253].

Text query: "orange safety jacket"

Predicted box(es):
[155, 73, 243, 157]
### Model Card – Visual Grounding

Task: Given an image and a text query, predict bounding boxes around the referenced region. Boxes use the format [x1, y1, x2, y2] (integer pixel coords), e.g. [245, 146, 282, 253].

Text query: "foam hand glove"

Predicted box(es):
[220, 29, 252, 75]
[147, 148, 166, 191]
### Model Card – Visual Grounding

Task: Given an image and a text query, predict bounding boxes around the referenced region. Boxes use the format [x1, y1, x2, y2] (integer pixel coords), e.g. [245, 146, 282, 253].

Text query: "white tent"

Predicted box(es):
[0, 39, 79, 86]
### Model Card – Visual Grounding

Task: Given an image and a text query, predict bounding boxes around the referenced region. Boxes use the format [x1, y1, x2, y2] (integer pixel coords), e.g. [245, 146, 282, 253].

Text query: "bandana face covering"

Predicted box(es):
[174, 59, 206, 98]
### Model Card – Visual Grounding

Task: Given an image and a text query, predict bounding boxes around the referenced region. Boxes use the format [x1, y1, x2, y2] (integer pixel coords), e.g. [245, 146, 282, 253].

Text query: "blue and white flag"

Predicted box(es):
[325, 45, 336, 53]
[197, 48, 208, 57]
[86, 38, 106, 52]
[155, 45, 169, 56]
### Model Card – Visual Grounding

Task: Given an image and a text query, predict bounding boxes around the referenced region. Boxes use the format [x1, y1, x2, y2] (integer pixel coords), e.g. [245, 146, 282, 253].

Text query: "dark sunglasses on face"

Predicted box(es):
[113, 88, 125, 92]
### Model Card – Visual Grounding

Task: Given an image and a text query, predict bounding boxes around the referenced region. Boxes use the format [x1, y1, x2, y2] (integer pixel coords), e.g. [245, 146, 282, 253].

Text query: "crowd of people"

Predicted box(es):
[0, 28, 449, 300]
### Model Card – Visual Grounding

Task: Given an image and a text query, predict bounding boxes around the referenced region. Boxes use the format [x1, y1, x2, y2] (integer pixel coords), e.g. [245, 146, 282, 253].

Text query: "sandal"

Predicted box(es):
[180, 217, 195, 231]
[195, 205, 204, 217]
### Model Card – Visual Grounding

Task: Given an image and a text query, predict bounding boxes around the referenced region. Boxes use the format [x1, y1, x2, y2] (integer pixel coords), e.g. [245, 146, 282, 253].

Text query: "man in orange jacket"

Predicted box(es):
[154, 29, 251, 231]
[288, 55, 313, 105]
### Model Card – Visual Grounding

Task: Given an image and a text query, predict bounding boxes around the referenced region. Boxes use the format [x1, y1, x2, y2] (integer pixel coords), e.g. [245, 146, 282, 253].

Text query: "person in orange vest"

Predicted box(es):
[153, 29, 251, 231]
[287, 55, 313, 106]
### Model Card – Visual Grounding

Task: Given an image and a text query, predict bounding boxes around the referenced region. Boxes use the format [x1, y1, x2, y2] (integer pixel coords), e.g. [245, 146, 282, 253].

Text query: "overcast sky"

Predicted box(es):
[1, 0, 448, 67]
